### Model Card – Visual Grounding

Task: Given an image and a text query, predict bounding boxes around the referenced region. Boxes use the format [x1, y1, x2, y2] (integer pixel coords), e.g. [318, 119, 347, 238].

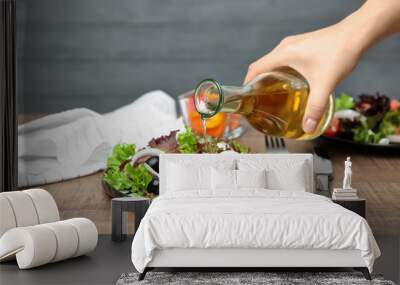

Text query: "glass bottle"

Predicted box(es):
[194, 67, 334, 140]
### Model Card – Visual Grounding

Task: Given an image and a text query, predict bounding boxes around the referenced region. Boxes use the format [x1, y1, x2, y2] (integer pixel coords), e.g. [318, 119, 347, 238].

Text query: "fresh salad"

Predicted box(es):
[102, 128, 250, 197]
[324, 92, 400, 144]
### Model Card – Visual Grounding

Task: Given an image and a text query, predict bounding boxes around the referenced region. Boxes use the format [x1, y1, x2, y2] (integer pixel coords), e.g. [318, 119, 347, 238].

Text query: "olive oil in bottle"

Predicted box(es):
[194, 67, 334, 140]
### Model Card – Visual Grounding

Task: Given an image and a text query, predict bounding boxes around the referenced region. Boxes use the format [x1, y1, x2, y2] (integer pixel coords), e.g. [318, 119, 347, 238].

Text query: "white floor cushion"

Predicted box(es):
[0, 189, 98, 269]
[1, 191, 40, 227]
[0, 225, 57, 268]
[0, 218, 97, 269]
[64, 218, 98, 257]
[0, 196, 17, 237]
[23, 189, 60, 223]
[42, 221, 79, 262]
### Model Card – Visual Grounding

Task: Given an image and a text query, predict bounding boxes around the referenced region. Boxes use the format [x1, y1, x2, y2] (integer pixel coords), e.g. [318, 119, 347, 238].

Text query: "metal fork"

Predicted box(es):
[265, 136, 288, 153]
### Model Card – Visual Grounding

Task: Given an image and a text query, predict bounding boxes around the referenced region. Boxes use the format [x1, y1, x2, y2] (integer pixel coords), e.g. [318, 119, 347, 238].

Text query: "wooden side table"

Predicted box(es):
[332, 199, 366, 218]
[111, 197, 150, 242]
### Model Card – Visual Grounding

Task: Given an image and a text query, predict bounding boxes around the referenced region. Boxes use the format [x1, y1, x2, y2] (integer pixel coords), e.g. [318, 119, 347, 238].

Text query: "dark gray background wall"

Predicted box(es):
[16, 0, 400, 114]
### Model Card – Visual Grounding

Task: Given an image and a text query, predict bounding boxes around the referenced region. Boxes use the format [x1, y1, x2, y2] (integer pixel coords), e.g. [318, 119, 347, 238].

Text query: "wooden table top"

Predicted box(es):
[34, 121, 400, 235]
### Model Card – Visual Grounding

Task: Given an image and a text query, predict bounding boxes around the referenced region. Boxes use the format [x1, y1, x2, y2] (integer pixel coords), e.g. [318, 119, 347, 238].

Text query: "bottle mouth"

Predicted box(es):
[194, 79, 224, 119]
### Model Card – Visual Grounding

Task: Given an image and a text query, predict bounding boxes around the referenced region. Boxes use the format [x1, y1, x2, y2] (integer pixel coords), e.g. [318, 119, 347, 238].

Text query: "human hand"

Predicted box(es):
[244, 23, 361, 134]
[244, 0, 400, 134]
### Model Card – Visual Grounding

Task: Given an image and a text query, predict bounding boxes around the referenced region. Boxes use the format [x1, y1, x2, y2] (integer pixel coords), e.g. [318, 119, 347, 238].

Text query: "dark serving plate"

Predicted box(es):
[317, 135, 400, 153]
[101, 178, 128, 198]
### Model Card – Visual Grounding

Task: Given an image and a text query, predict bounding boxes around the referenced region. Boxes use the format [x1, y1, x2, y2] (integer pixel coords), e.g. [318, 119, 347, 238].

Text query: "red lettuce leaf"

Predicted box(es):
[148, 130, 179, 153]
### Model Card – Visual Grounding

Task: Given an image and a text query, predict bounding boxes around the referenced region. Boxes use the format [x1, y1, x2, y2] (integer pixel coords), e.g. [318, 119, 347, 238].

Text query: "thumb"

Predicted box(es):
[302, 83, 333, 134]
[244, 50, 284, 85]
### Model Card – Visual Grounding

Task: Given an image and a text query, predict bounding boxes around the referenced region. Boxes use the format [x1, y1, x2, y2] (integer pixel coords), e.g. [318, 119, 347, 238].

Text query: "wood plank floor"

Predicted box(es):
[329, 151, 400, 235]
[43, 172, 112, 234]
[288, 140, 400, 235]
[28, 125, 400, 235]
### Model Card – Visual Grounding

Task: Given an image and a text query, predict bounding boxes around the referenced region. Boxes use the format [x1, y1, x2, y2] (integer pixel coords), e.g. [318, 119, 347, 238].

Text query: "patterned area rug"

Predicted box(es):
[116, 272, 396, 285]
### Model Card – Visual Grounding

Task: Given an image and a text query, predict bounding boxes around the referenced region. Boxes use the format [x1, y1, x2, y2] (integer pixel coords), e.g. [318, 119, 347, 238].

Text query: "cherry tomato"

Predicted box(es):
[324, 117, 340, 137]
[390, 99, 400, 112]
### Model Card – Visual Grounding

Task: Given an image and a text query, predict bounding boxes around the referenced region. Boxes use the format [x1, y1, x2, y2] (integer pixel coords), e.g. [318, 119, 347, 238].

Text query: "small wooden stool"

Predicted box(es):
[111, 197, 150, 242]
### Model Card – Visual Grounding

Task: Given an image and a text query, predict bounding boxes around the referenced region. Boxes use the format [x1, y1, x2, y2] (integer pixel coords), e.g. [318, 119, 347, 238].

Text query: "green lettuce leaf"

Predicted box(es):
[103, 143, 152, 196]
[353, 118, 381, 144]
[230, 141, 250, 153]
[378, 111, 400, 137]
[177, 127, 198, 153]
[124, 164, 152, 196]
[335, 92, 355, 111]
[352, 111, 400, 144]
[106, 144, 136, 170]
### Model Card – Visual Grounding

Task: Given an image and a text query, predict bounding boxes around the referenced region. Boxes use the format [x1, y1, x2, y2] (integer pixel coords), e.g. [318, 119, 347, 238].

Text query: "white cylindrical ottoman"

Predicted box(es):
[0, 218, 98, 269]
[0, 189, 98, 269]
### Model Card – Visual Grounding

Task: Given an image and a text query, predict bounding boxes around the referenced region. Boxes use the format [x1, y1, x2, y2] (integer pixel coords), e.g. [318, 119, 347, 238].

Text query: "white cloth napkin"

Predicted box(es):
[18, 90, 184, 187]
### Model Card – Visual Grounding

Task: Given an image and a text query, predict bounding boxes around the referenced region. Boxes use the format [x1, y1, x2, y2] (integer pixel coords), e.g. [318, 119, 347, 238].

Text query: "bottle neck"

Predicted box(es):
[218, 85, 247, 114]
[194, 79, 247, 118]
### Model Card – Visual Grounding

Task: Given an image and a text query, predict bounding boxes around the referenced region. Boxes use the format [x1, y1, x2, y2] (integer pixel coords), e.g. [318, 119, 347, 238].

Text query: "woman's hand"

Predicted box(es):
[244, 0, 400, 134]
[244, 24, 360, 133]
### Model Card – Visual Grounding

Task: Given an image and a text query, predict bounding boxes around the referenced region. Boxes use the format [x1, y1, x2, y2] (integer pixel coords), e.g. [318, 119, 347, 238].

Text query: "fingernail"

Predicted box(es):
[303, 118, 317, 133]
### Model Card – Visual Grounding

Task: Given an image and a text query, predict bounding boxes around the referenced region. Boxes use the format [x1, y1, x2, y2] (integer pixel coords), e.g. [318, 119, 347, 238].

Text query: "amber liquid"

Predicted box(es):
[219, 70, 332, 139]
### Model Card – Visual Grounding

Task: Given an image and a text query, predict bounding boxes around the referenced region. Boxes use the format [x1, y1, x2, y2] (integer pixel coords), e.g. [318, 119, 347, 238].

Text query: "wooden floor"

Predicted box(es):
[43, 172, 112, 234]
[34, 125, 400, 235]
[328, 150, 400, 235]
